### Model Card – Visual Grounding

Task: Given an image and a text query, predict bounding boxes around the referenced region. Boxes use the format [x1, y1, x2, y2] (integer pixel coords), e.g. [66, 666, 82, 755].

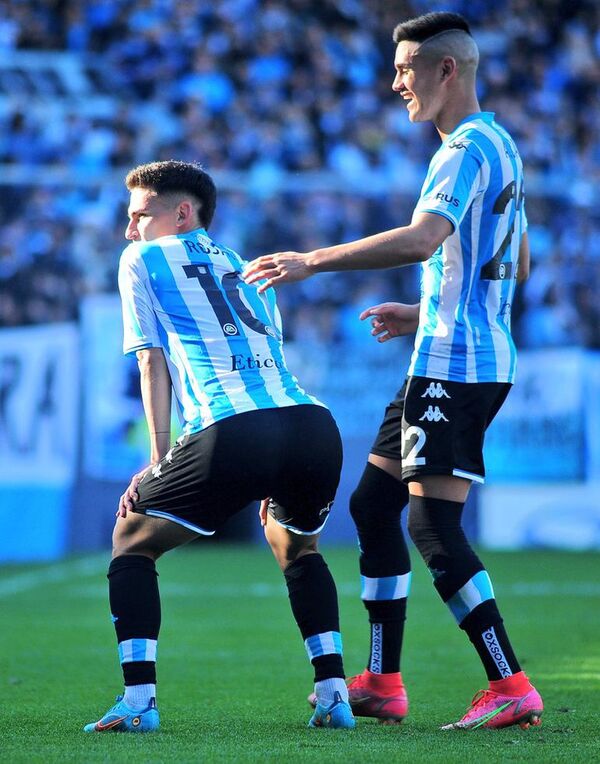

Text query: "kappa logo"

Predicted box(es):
[419, 405, 449, 423]
[151, 463, 163, 478]
[421, 382, 451, 399]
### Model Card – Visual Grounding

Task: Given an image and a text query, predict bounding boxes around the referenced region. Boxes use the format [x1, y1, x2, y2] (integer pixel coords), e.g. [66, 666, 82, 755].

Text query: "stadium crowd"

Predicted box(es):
[1, 0, 599, 349]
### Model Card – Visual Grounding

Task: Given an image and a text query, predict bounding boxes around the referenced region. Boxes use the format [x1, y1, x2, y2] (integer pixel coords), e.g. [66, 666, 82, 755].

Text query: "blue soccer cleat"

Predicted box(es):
[308, 691, 356, 729]
[83, 695, 159, 733]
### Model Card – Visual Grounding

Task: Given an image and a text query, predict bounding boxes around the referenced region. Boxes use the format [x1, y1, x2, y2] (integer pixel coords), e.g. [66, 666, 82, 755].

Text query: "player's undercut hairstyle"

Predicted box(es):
[393, 12, 478, 76]
[125, 160, 217, 228]
[393, 12, 471, 44]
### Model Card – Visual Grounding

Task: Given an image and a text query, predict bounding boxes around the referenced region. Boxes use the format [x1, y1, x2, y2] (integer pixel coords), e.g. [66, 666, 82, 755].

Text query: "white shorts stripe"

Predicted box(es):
[453, 468, 485, 483]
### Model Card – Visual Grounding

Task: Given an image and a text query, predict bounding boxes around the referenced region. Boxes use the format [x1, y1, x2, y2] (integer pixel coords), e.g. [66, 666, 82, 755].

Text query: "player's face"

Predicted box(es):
[393, 41, 443, 123]
[126, 187, 181, 242]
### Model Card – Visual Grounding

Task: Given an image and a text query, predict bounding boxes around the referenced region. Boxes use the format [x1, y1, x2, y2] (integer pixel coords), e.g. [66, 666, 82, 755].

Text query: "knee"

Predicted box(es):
[406, 504, 433, 552]
[407, 495, 475, 569]
[350, 463, 407, 533]
[265, 521, 317, 571]
[349, 482, 371, 530]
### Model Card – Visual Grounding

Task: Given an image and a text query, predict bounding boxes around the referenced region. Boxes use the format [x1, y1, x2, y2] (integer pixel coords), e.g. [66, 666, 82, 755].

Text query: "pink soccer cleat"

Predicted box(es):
[441, 685, 543, 730]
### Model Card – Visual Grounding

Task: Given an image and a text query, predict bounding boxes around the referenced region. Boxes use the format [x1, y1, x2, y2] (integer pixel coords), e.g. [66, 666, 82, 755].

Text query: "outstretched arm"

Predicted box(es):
[243, 212, 452, 293]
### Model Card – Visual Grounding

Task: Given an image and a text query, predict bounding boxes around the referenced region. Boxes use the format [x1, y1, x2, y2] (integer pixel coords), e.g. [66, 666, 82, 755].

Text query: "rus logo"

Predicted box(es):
[435, 191, 460, 207]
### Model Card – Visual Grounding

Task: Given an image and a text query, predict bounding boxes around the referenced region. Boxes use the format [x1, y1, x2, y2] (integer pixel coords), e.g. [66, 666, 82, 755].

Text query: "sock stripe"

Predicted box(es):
[305, 631, 343, 660]
[361, 573, 412, 601]
[447, 570, 495, 624]
[118, 638, 158, 664]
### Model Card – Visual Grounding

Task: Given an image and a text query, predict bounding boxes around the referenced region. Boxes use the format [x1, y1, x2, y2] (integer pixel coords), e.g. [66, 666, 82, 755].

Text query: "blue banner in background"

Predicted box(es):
[2, 306, 595, 557]
[81, 294, 149, 480]
[480, 482, 600, 550]
[484, 349, 586, 482]
[80, 295, 179, 481]
[0, 486, 71, 561]
[0, 324, 78, 561]
[285, 336, 412, 543]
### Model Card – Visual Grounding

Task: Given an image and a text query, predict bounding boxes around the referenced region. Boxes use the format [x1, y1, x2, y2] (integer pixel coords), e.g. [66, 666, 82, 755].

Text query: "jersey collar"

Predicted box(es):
[453, 111, 495, 133]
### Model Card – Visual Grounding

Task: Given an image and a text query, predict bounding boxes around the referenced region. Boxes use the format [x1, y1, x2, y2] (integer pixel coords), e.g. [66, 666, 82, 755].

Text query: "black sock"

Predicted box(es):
[350, 463, 410, 673]
[408, 495, 521, 682]
[462, 602, 521, 681]
[366, 599, 407, 675]
[108, 554, 161, 686]
[284, 553, 344, 682]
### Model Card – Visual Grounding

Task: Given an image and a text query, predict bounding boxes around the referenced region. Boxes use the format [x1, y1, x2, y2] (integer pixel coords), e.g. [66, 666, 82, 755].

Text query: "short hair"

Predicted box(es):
[393, 12, 478, 75]
[393, 12, 472, 44]
[125, 160, 217, 229]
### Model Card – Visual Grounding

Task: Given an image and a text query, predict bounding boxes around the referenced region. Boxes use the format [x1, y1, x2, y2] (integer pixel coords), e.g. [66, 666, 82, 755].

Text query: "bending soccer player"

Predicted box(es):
[244, 12, 542, 731]
[83, 160, 354, 733]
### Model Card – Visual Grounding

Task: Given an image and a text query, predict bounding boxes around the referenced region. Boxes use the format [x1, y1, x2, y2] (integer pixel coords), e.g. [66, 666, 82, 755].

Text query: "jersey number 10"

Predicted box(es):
[183, 264, 280, 340]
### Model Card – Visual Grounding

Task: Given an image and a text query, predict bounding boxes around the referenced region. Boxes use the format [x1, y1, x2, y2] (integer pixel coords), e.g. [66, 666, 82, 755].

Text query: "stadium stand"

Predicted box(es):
[1, 0, 599, 350]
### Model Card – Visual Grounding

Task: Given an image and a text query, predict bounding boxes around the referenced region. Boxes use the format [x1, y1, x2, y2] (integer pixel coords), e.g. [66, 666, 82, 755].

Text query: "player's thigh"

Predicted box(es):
[268, 405, 342, 535]
[112, 510, 199, 559]
[368, 453, 403, 481]
[408, 474, 472, 502]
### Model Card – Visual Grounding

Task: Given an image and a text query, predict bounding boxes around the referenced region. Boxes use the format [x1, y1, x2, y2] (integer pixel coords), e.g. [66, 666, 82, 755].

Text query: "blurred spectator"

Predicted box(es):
[0, 0, 599, 350]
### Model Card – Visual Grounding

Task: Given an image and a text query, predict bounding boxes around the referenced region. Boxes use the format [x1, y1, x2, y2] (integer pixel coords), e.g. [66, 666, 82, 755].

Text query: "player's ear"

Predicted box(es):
[176, 201, 193, 224]
[440, 56, 456, 81]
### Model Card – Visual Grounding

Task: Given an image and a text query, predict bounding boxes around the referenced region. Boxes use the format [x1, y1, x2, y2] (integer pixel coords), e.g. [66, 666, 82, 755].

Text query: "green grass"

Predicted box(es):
[1, 545, 598, 763]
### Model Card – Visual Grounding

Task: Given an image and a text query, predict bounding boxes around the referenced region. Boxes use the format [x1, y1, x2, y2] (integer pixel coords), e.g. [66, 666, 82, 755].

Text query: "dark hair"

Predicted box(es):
[393, 12, 471, 44]
[125, 160, 217, 228]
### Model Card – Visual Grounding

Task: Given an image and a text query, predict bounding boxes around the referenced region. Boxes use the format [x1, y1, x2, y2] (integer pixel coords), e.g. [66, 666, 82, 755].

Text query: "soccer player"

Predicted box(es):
[83, 160, 355, 732]
[244, 12, 543, 731]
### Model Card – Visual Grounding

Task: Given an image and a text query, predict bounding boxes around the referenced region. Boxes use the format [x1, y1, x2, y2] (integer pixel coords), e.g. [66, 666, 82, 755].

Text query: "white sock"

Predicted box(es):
[315, 678, 348, 706]
[123, 683, 156, 711]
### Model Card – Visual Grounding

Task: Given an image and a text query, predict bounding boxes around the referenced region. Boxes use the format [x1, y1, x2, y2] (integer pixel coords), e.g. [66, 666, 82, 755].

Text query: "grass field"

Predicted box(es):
[1, 544, 598, 763]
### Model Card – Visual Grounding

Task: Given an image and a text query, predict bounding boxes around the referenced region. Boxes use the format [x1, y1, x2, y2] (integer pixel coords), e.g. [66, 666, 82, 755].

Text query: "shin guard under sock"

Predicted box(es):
[284, 553, 344, 682]
[408, 495, 520, 681]
[351, 463, 411, 673]
[108, 554, 161, 686]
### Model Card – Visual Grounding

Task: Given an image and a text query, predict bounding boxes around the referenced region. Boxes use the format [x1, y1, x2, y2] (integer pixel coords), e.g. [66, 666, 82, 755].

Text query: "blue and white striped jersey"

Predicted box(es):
[118, 227, 321, 434]
[409, 112, 526, 383]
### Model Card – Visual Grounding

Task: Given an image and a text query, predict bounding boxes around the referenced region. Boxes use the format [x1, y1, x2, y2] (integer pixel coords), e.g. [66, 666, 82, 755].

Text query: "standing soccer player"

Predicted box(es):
[83, 160, 355, 732]
[244, 12, 543, 731]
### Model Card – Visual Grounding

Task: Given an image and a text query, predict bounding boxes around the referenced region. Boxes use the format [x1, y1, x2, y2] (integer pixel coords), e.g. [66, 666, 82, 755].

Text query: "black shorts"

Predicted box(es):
[371, 376, 510, 483]
[133, 404, 342, 536]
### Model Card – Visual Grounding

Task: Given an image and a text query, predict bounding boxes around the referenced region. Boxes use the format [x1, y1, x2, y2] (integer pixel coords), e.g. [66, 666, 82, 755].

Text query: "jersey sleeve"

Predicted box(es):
[118, 244, 161, 356]
[414, 142, 484, 231]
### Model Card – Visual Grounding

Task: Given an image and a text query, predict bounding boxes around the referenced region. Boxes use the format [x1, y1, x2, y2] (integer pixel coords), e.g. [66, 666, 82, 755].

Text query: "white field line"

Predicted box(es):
[64, 580, 600, 599]
[2, 558, 600, 599]
[0, 554, 108, 597]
